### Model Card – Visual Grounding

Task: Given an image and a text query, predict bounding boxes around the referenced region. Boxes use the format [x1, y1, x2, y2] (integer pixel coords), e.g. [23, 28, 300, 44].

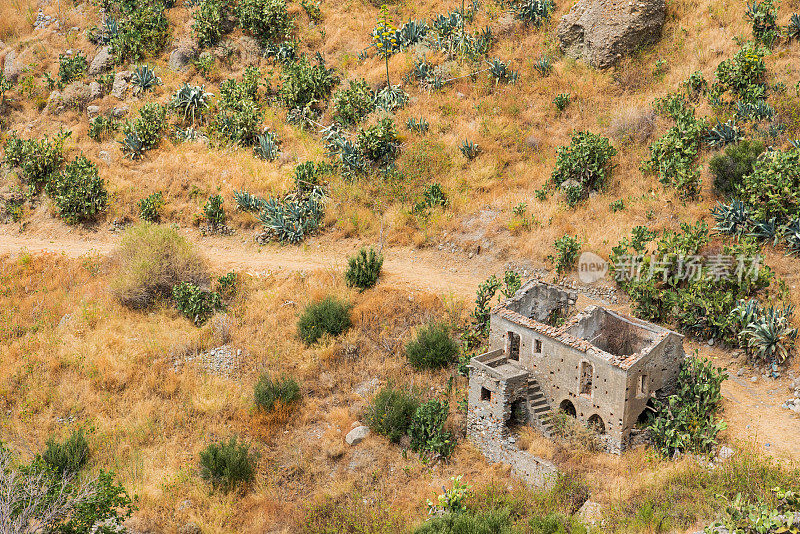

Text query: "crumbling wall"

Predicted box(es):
[504, 281, 577, 323]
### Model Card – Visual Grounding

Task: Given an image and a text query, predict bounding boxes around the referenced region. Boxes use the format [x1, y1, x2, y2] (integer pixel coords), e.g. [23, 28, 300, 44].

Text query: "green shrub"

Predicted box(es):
[468, 275, 501, 343]
[414, 510, 514, 534]
[57, 52, 88, 87]
[213, 99, 263, 145]
[551, 131, 616, 204]
[405, 322, 459, 370]
[409, 399, 455, 458]
[41, 429, 90, 477]
[745, 0, 778, 45]
[253, 374, 301, 412]
[138, 191, 164, 222]
[217, 271, 238, 297]
[553, 93, 570, 113]
[648, 356, 727, 457]
[713, 42, 767, 103]
[513, 0, 554, 26]
[172, 281, 223, 325]
[413, 182, 448, 212]
[237, 0, 292, 44]
[741, 146, 800, 221]
[88, 115, 119, 142]
[192, 0, 230, 47]
[199, 437, 258, 493]
[293, 160, 332, 192]
[45, 155, 108, 224]
[734, 300, 798, 364]
[112, 223, 209, 308]
[364, 385, 420, 443]
[3, 131, 68, 188]
[123, 103, 166, 152]
[345, 247, 383, 290]
[357, 117, 400, 165]
[110, 0, 171, 63]
[278, 55, 339, 111]
[709, 139, 765, 198]
[203, 194, 226, 226]
[333, 79, 376, 125]
[297, 296, 352, 344]
[547, 235, 581, 275]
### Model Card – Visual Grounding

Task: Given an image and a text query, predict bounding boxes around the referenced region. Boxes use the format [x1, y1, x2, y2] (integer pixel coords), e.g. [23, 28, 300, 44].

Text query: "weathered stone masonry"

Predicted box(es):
[468, 280, 685, 462]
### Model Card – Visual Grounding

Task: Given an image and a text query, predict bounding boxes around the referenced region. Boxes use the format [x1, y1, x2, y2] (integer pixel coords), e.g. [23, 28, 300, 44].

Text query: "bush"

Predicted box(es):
[237, 0, 292, 44]
[40, 429, 90, 477]
[551, 131, 616, 204]
[138, 191, 164, 222]
[254, 374, 301, 412]
[548, 235, 581, 275]
[409, 399, 455, 458]
[45, 155, 108, 224]
[203, 194, 226, 226]
[345, 247, 383, 290]
[110, 0, 171, 63]
[172, 281, 223, 325]
[648, 357, 727, 457]
[3, 131, 68, 188]
[364, 385, 420, 443]
[405, 322, 459, 370]
[297, 296, 352, 344]
[278, 55, 339, 111]
[741, 146, 800, 221]
[414, 510, 514, 534]
[357, 117, 400, 165]
[192, 0, 230, 48]
[293, 161, 331, 193]
[123, 103, 166, 151]
[57, 52, 88, 87]
[713, 42, 767, 103]
[734, 300, 798, 364]
[214, 99, 263, 145]
[333, 79, 376, 125]
[199, 437, 258, 493]
[709, 139, 765, 198]
[112, 223, 209, 308]
[88, 115, 119, 142]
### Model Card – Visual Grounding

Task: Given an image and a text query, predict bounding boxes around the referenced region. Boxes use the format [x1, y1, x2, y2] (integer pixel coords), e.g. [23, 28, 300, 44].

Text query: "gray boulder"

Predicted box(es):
[2, 49, 25, 82]
[88, 46, 112, 75]
[345, 426, 370, 446]
[87, 105, 100, 119]
[60, 82, 92, 109]
[557, 0, 665, 68]
[111, 70, 131, 100]
[168, 41, 197, 70]
[89, 81, 103, 100]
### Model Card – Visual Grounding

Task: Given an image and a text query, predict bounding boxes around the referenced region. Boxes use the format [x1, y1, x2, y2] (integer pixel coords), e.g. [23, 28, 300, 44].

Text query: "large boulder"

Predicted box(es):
[2, 49, 28, 83]
[88, 46, 112, 75]
[111, 70, 131, 100]
[60, 82, 92, 109]
[557, 0, 665, 68]
[168, 41, 197, 70]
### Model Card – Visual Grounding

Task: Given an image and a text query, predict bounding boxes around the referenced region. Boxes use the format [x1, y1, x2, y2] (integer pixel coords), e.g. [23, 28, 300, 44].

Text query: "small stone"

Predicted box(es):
[750, 376, 758, 383]
[87, 105, 100, 118]
[345, 426, 370, 446]
[737, 368, 744, 377]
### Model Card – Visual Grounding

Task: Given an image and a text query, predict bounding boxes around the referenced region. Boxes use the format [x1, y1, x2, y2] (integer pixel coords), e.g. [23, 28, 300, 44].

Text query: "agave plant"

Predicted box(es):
[323, 126, 368, 175]
[406, 117, 429, 134]
[257, 189, 325, 244]
[736, 300, 798, 364]
[374, 85, 409, 112]
[788, 13, 800, 41]
[750, 217, 779, 244]
[783, 216, 800, 254]
[711, 200, 752, 236]
[172, 83, 213, 124]
[513, 0, 555, 26]
[121, 130, 145, 160]
[533, 56, 553, 77]
[174, 126, 208, 143]
[705, 120, 741, 148]
[553, 93, 571, 113]
[487, 59, 518, 85]
[254, 130, 281, 161]
[89, 17, 119, 45]
[233, 190, 267, 212]
[736, 100, 774, 122]
[131, 65, 162, 95]
[397, 20, 429, 47]
[789, 139, 800, 149]
[460, 139, 481, 160]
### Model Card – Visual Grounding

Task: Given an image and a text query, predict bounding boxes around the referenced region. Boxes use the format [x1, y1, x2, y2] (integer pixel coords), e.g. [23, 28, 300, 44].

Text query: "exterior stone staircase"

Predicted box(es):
[526, 376, 553, 438]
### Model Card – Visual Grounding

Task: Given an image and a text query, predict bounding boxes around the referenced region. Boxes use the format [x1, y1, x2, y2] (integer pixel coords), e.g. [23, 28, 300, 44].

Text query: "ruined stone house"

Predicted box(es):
[467, 280, 685, 455]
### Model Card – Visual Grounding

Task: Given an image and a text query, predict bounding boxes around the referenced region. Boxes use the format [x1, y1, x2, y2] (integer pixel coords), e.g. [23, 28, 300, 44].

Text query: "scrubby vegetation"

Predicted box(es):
[297, 296, 352, 344]
[254, 373, 302, 412]
[405, 322, 459, 370]
[345, 246, 384, 290]
[199, 437, 258, 493]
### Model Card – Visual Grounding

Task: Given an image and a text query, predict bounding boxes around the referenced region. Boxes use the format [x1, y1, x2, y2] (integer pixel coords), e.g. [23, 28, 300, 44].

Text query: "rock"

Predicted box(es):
[169, 41, 197, 70]
[88, 81, 102, 100]
[345, 426, 370, 446]
[178, 521, 201, 534]
[111, 70, 131, 100]
[44, 90, 63, 114]
[60, 82, 91, 109]
[87, 105, 100, 118]
[557, 0, 666, 68]
[717, 445, 734, 460]
[577, 499, 603, 524]
[2, 49, 24, 83]
[98, 150, 111, 164]
[89, 46, 112, 75]
[737, 368, 744, 377]
[750, 376, 758, 383]
[111, 105, 129, 118]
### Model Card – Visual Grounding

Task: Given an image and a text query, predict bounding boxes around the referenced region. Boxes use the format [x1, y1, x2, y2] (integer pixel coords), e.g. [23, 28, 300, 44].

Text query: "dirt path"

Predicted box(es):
[1, 227, 798, 462]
